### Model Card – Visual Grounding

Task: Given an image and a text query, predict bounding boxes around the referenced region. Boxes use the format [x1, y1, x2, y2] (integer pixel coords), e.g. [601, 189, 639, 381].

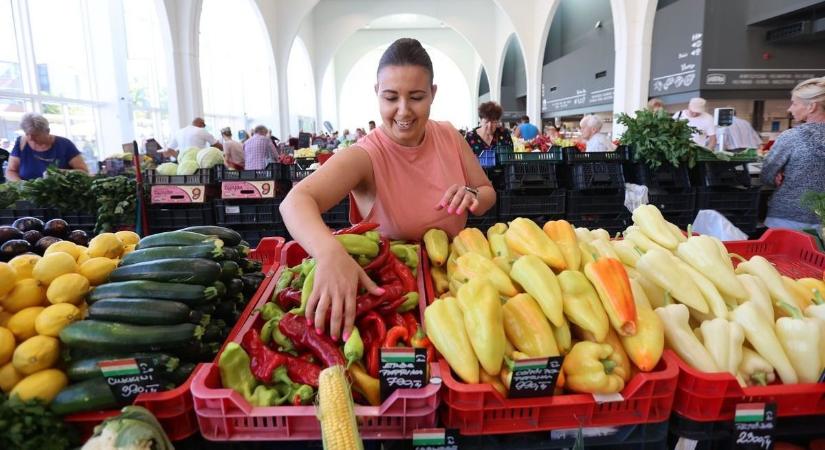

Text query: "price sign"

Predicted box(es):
[99, 358, 165, 404]
[734, 402, 775, 450]
[221, 181, 274, 199]
[413, 428, 458, 450]
[150, 185, 206, 203]
[379, 347, 427, 401]
[508, 356, 564, 398]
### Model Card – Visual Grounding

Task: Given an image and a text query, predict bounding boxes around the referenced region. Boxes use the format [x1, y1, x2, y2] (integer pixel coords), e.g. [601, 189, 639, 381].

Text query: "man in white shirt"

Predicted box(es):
[720, 116, 763, 150]
[165, 117, 223, 157]
[579, 115, 615, 152]
[673, 97, 717, 148]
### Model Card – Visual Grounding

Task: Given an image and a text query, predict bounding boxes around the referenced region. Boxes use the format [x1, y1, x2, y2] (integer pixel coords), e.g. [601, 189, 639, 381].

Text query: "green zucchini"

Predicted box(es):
[202, 323, 223, 342]
[88, 281, 218, 305]
[240, 258, 264, 273]
[59, 321, 202, 353]
[109, 258, 222, 285]
[214, 280, 227, 298]
[136, 230, 219, 249]
[195, 303, 216, 315]
[222, 247, 239, 261]
[51, 377, 119, 415]
[219, 260, 242, 282]
[226, 278, 243, 296]
[88, 299, 204, 325]
[180, 226, 242, 246]
[66, 353, 180, 382]
[120, 243, 224, 266]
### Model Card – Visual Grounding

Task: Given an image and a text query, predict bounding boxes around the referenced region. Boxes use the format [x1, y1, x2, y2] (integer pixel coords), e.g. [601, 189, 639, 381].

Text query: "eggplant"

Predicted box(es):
[1, 239, 31, 261]
[43, 219, 69, 238]
[67, 230, 90, 246]
[34, 236, 62, 255]
[0, 226, 24, 245]
[12, 217, 44, 233]
[22, 230, 43, 246]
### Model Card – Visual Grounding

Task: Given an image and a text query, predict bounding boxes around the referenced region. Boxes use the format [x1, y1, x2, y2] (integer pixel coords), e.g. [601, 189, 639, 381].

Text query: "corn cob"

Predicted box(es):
[317, 365, 364, 450]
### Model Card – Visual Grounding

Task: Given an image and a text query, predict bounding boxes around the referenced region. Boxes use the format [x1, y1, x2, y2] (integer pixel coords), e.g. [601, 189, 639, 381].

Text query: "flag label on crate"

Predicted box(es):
[508, 356, 563, 398]
[734, 402, 775, 450]
[379, 347, 427, 401]
[150, 185, 206, 204]
[412, 428, 458, 450]
[99, 358, 165, 404]
[221, 181, 274, 199]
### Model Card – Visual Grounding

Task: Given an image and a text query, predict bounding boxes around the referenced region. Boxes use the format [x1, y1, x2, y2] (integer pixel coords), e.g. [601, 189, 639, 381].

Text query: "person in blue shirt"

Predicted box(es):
[5, 113, 89, 181]
[514, 115, 540, 141]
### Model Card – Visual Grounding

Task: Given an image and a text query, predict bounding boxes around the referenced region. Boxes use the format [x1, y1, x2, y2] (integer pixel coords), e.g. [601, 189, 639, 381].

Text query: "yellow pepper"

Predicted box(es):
[671, 257, 730, 319]
[486, 223, 511, 260]
[590, 229, 610, 242]
[699, 319, 745, 381]
[738, 347, 776, 386]
[619, 279, 664, 372]
[736, 274, 774, 323]
[446, 243, 458, 280]
[798, 278, 825, 304]
[611, 239, 641, 268]
[454, 253, 519, 297]
[480, 368, 507, 397]
[552, 318, 573, 355]
[348, 362, 381, 406]
[637, 248, 709, 314]
[734, 256, 801, 312]
[781, 276, 815, 310]
[558, 270, 609, 342]
[579, 241, 596, 266]
[675, 235, 746, 301]
[453, 228, 492, 260]
[502, 294, 559, 358]
[492, 256, 512, 274]
[543, 220, 580, 271]
[424, 297, 479, 383]
[430, 266, 449, 295]
[423, 228, 449, 267]
[624, 225, 668, 253]
[510, 255, 564, 327]
[589, 238, 619, 259]
[457, 278, 506, 376]
[574, 227, 596, 243]
[631, 204, 680, 250]
[774, 301, 822, 383]
[504, 218, 566, 270]
[731, 301, 797, 384]
[655, 303, 719, 373]
[584, 258, 637, 336]
[562, 341, 626, 394]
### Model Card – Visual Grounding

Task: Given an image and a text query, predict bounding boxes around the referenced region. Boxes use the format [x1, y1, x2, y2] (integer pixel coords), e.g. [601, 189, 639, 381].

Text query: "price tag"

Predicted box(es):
[734, 402, 775, 450]
[99, 358, 165, 404]
[379, 347, 427, 401]
[221, 181, 274, 199]
[150, 185, 206, 203]
[508, 356, 563, 398]
[412, 428, 458, 450]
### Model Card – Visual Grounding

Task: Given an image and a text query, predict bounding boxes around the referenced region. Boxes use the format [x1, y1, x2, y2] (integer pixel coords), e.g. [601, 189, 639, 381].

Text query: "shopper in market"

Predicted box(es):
[579, 114, 615, 152]
[164, 117, 223, 158]
[720, 115, 763, 150]
[243, 125, 278, 171]
[513, 115, 540, 140]
[368, 120, 376, 132]
[760, 76, 825, 230]
[220, 127, 245, 170]
[673, 97, 717, 149]
[464, 101, 514, 156]
[5, 112, 90, 181]
[647, 98, 665, 112]
[280, 37, 495, 340]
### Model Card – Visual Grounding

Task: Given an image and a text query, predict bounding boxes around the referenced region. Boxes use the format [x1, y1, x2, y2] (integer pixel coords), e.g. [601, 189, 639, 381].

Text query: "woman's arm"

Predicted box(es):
[436, 136, 496, 216]
[5, 156, 21, 181]
[760, 131, 794, 186]
[68, 155, 90, 174]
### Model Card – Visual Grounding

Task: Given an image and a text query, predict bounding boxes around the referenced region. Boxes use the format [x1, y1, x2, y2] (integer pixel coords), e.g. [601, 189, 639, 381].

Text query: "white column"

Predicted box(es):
[162, 0, 204, 129]
[611, 0, 657, 136]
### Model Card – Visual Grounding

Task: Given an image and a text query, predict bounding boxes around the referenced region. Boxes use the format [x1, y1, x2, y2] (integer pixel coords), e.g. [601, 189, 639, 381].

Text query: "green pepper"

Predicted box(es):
[344, 328, 364, 368]
[274, 269, 293, 297]
[335, 234, 379, 257]
[391, 243, 420, 270]
[250, 384, 285, 406]
[397, 292, 420, 313]
[290, 264, 316, 316]
[218, 343, 257, 403]
[357, 254, 372, 267]
[290, 384, 315, 405]
[260, 303, 284, 321]
[364, 230, 380, 242]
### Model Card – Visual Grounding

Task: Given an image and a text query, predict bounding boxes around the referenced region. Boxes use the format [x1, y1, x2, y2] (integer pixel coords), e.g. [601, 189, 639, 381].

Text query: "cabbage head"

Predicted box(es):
[179, 147, 200, 163]
[177, 160, 199, 175]
[197, 147, 224, 168]
[156, 162, 178, 176]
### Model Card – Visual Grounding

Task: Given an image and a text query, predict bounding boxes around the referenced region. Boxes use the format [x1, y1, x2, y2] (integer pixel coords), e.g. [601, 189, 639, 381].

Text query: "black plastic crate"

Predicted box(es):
[565, 212, 631, 235]
[566, 189, 627, 215]
[214, 199, 283, 226]
[648, 188, 696, 214]
[564, 147, 627, 163]
[626, 162, 691, 190]
[322, 199, 349, 224]
[236, 225, 289, 248]
[484, 166, 506, 190]
[216, 163, 288, 182]
[289, 164, 316, 183]
[696, 187, 760, 212]
[505, 162, 559, 191]
[668, 413, 825, 450]
[498, 147, 564, 164]
[0, 202, 57, 225]
[466, 205, 499, 231]
[145, 168, 216, 185]
[693, 161, 751, 188]
[567, 162, 625, 191]
[62, 211, 97, 234]
[148, 203, 215, 230]
[662, 211, 696, 229]
[498, 189, 566, 220]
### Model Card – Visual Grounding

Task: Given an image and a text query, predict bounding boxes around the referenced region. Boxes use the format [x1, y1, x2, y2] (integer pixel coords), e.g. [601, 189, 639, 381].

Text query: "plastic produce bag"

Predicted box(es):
[692, 210, 748, 241]
[624, 183, 649, 213]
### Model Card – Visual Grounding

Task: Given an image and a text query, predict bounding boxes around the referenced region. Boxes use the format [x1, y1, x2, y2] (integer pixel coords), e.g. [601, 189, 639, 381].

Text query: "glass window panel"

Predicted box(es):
[0, 0, 23, 92]
[65, 104, 96, 156]
[0, 97, 30, 143]
[40, 102, 66, 137]
[28, 0, 91, 99]
[124, 0, 168, 111]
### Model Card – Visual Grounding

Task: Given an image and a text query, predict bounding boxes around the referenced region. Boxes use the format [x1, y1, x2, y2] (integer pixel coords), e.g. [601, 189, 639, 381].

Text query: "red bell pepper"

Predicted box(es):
[278, 313, 346, 367]
[275, 288, 302, 311]
[332, 222, 379, 236]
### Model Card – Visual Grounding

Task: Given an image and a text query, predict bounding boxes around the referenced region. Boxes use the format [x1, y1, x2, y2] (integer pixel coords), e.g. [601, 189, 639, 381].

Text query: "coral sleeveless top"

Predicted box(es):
[350, 120, 469, 241]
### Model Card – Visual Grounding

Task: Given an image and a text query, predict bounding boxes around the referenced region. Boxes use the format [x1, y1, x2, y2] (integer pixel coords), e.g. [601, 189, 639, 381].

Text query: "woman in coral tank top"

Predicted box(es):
[280, 38, 495, 340]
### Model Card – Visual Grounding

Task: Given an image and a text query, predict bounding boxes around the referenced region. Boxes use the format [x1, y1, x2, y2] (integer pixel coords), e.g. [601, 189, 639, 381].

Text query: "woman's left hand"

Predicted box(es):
[435, 184, 478, 215]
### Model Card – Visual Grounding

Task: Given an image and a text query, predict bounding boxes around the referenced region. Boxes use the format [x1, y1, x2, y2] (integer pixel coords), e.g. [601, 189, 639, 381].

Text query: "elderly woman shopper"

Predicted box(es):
[464, 101, 513, 156]
[579, 114, 615, 152]
[761, 77, 825, 230]
[5, 113, 89, 181]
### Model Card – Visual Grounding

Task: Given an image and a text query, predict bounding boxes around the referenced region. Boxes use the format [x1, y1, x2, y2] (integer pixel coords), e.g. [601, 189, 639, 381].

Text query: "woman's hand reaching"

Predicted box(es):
[435, 184, 479, 215]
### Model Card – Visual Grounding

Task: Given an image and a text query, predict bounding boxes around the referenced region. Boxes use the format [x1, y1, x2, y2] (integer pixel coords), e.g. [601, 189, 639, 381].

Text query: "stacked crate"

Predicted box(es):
[624, 147, 695, 229]
[146, 167, 219, 234]
[564, 147, 629, 234]
[496, 146, 566, 224]
[288, 155, 351, 231]
[692, 151, 760, 237]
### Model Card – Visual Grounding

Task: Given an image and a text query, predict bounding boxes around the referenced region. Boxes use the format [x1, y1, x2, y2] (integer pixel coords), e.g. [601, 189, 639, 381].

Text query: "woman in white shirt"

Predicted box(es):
[579, 115, 615, 152]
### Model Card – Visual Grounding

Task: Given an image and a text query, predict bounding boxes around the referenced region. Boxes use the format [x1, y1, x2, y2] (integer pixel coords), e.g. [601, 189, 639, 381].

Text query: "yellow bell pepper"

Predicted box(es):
[457, 278, 506, 376]
[699, 319, 745, 381]
[453, 228, 492, 260]
[731, 301, 797, 384]
[675, 235, 746, 301]
[430, 266, 449, 295]
[486, 223, 511, 260]
[632, 272, 668, 309]
[492, 256, 512, 274]
[798, 278, 825, 303]
[589, 238, 619, 259]
[504, 218, 566, 270]
[562, 341, 626, 394]
[631, 205, 680, 250]
[774, 301, 822, 383]
[624, 226, 668, 254]
[558, 270, 609, 342]
[446, 243, 458, 279]
[454, 253, 519, 297]
[734, 256, 801, 312]
[423, 228, 449, 267]
[552, 318, 573, 355]
[671, 257, 730, 319]
[781, 276, 814, 310]
[666, 222, 687, 243]
[736, 274, 774, 323]
[584, 258, 637, 336]
[579, 241, 596, 266]
[424, 297, 479, 383]
[502, 294, 559, 357]
[543, 220, 580, 271]
[575, 227, 596, 243]
[448, 278, 464, 298]
[619, 279, 664, 372]
[612, 239, 641, 268]
[510, 255, 564, 327]
[637, 248, 709, 314]
[590, 229, 610, 242]
[738, 347, 776, 386]
[655, 304, 719, 373]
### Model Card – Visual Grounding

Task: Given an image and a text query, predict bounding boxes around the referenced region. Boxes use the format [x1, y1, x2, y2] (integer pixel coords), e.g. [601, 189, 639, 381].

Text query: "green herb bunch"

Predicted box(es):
[802, 191, 825, 226]
[21, 167, 96, 213]
[616, 109, 700, 169]
[0, 394, 76, 450]
[0, 182, 23, 209]
[91, 175, 137, 233]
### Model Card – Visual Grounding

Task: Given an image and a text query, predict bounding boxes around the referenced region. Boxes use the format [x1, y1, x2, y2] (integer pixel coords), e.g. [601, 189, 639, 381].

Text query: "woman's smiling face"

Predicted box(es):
[375, 64, 436, 147]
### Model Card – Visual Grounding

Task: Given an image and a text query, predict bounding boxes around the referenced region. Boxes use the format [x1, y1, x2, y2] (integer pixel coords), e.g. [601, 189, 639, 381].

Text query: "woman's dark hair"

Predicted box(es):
[478, 102, 503, 121]
[377, 38, 434, 83]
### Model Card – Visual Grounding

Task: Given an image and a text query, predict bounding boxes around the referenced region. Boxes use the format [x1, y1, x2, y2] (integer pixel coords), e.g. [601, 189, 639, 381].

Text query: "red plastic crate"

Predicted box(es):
[63, 237, 284, 441]
[723, 228, 825, 279]
[191, 240, 440, 441]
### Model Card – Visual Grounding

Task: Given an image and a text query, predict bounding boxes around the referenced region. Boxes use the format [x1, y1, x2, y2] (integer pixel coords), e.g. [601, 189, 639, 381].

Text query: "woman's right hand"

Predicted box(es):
[305, 244, 384, 342]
